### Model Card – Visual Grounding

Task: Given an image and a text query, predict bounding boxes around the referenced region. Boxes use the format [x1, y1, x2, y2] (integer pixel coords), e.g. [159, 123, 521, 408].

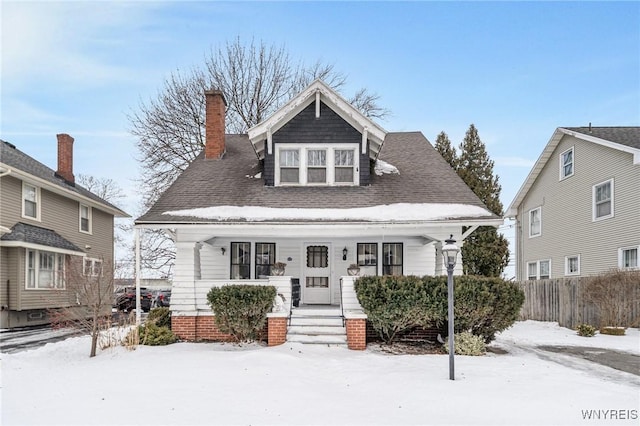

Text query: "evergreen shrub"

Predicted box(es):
[207, 285, 277, 342]
[443, 331, 486, 356]
[576, 323, 597, 337]
[138, 323, 177, 346]
[148, 307, 171, 328]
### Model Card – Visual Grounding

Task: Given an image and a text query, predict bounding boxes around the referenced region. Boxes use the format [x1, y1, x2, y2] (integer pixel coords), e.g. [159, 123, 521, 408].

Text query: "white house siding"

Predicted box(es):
[169, 228, 463, 312]
[518, 135, 640, 279]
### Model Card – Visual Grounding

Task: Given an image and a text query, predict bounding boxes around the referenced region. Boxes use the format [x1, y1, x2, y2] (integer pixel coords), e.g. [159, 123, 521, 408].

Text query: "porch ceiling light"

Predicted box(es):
[342, 247, 348, 261]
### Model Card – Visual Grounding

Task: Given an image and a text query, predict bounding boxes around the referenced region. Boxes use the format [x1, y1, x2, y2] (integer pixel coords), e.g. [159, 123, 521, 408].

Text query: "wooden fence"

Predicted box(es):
[517, 276, 640, 329]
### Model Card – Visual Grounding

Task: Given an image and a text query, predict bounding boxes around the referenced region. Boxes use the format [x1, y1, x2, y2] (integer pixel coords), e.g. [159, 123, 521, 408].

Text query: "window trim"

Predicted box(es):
[25, 248, 65, 290]
[528, 206, 542, 238]
[559, 146, 574, 180]
[592, 179, 614, 221]
[22, 182, 41, 221]
[274, 143, 359, 186]
[565, 255, 581, 276]
[79, 204, 92, 234]
[526, 259, 551, 280]
[618, 246, 639, 269]
[83, 257, 103, 277]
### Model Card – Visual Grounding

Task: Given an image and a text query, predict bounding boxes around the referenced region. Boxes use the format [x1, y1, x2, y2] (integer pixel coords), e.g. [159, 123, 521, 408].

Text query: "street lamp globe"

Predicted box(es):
[442, 235, 459, 268]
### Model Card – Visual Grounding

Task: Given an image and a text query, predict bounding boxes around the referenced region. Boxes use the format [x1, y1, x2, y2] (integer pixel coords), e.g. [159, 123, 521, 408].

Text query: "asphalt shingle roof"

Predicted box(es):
[1, 222, 83, 252]
[563, 127, 640, 149]
[136, 132, 496, 223]
[0, 140, 127, 215]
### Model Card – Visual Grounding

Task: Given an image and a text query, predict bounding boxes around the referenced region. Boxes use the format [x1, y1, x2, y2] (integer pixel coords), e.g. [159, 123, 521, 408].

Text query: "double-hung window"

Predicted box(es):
[526, 260, 550, 280]
[593, 179, 613, 220]
[560, 147, 574, 179]
[26, 249, 65, 289]
[255, 243, 276, 278]
[275, 144, 359, 186]
[80, 204, 92, 234]
[230, 242, 251, 279]
[529, 207, 541, 237]
[565, 255, 580, 276]
[619, 247, 638, 269]
[382, 243, 403, 275]
[22, 183, 40, 220]
[83, 258, 102, 277]
[357, 243, 378, 275]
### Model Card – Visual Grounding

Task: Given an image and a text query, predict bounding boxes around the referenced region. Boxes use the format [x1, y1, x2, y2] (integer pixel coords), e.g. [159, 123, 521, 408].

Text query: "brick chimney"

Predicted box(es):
[204, 90, 227, 159]
[56, 133, 75, 184]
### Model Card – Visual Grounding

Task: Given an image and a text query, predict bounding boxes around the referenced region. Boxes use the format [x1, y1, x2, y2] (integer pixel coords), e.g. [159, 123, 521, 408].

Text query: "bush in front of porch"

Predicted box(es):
[207, 285, 277, 342]
[355, 275, 524, 345]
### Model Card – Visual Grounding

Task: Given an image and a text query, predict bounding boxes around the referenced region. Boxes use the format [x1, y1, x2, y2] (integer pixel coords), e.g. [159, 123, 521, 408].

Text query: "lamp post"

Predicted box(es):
[442, 235, 459, 381]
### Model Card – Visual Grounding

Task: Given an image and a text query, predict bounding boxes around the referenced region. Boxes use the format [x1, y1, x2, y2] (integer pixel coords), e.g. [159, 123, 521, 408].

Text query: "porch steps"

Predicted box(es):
[287, 307, 347, 346]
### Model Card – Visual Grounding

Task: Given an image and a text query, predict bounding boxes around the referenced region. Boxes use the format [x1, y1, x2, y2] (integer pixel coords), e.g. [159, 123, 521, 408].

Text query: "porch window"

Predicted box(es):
[357, 243, 377, 275]
[382, 243, 403, 275]
[255, 243, 276, 278]
[26, 249, 65, 289]
[593, 179, 613, 220]
[231, 242, 251, 279]
[279, 149, 300, 183]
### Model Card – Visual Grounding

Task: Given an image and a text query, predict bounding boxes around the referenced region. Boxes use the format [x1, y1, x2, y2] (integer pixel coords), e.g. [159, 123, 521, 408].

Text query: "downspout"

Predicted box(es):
[135, 227, 141, 325]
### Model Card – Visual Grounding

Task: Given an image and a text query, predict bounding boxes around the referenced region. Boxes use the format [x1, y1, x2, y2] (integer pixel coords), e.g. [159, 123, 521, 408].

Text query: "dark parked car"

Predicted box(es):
[114, 287, 153, 312]
[152, 289, 171, 308]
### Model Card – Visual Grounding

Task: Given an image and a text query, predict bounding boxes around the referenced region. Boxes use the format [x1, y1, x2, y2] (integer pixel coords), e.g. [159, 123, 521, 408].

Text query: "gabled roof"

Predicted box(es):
[247, 79, 387, 160]
[506, 126, 640, 217]
[0, 140, 129, 218]
[0, 222, 85, 255]
[136, 132, 499, 224]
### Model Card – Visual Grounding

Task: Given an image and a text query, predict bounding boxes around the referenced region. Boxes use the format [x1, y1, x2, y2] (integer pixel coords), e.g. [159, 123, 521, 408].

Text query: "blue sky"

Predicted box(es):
[2, 1, 639, 275]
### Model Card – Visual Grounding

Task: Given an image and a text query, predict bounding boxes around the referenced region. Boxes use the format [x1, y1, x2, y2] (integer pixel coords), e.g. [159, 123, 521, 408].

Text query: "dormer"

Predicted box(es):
[247, 80, 387, 186]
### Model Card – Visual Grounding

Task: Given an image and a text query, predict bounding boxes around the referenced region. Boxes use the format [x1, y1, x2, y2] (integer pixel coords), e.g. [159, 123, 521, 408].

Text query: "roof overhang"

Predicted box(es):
[0, 163, 129, 218]
[0, 240, 86, 257]
[247, 79, 387, 160]
[506, 127, 640, 217]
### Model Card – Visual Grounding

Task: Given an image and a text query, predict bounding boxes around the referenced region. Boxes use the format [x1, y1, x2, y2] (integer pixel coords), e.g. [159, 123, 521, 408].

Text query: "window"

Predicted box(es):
[526, 260, 550, 280]
[79, 204, 92, 233]
[357, 243, 378, 275]
[307, 149, 327, 183]
[565, 255, 580, 276]
[529, 207, 541, 237]
[230, 242, 251, 279]
[382, 243, 403, 275]
[335, 150, 355, 183]
[560, 147, 574, 179]
[306, 246, 328, 268]
[26, 249, 65, 289]
[619, 247, 639, 269]
[255, 243, 275, 278]
[83, 258, 102, 277]
[22, 183, 40, 220]
[279, 149, 300, 183]
[275, 144, 359, 186]
[593, 179, 613, 220]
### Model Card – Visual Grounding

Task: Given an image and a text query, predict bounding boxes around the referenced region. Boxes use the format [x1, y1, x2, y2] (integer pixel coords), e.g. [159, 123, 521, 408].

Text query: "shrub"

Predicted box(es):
[148, 307, 171, 328]
[443, 331, 486, 356]
[355, 275, 443, 344]
[576, 323, 597, 337]
[583, 269, 640, 328]
[138, 323, 177, 346]
[600, 326, 626, 336]
[207, 284, 277, 342]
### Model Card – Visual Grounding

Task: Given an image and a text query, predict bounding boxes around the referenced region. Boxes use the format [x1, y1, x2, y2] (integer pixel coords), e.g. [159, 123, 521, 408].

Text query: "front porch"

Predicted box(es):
[169, 276, 367, 349]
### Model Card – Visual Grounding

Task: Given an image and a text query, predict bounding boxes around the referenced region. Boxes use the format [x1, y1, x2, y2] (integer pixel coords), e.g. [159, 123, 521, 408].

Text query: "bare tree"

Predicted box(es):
[129, 37, 390, 275]
[48, 257, 115, 357]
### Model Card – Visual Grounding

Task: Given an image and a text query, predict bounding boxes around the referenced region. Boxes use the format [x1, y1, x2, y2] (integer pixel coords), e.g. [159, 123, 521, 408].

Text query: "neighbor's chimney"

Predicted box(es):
[56, 133, 75, 184]
[204, 90, 227, 159]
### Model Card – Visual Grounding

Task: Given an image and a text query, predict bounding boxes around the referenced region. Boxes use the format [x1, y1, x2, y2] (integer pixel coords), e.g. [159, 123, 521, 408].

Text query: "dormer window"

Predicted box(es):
[275, 144, 359, 186]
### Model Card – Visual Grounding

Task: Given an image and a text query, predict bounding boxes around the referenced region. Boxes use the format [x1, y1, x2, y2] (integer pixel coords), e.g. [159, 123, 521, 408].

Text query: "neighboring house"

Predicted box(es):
[507, 126, 640, 281]
[0, 135, 129, 328]
[135, 80, 502, 349]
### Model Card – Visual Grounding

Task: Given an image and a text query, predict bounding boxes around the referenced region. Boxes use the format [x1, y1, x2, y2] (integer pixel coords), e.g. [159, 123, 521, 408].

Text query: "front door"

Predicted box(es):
[303, 243, 331, 304]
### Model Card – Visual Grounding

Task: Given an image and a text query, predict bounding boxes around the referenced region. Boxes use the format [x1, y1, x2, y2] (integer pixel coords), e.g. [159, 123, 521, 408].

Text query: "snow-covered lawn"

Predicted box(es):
[1, 321, 638, 425]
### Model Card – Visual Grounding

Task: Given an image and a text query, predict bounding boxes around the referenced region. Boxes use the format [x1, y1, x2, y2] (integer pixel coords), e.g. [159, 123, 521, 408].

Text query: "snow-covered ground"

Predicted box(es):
[1, 321, 638, 426]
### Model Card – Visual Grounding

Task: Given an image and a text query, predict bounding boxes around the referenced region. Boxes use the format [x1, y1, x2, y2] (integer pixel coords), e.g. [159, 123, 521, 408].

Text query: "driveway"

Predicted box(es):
[537, 345, 640, 376]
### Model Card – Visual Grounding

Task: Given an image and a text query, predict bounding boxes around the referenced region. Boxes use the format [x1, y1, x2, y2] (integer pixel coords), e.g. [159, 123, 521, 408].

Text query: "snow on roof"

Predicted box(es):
[374, 160, 399, 176]
[162, 203, 493, 222]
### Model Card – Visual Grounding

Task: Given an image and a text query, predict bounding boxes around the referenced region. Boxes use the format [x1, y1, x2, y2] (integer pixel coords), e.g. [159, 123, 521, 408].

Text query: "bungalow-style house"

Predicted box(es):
[134, 80, 502, 349]
[0, 135, 128, 328]
[506, 126, 640, 281]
